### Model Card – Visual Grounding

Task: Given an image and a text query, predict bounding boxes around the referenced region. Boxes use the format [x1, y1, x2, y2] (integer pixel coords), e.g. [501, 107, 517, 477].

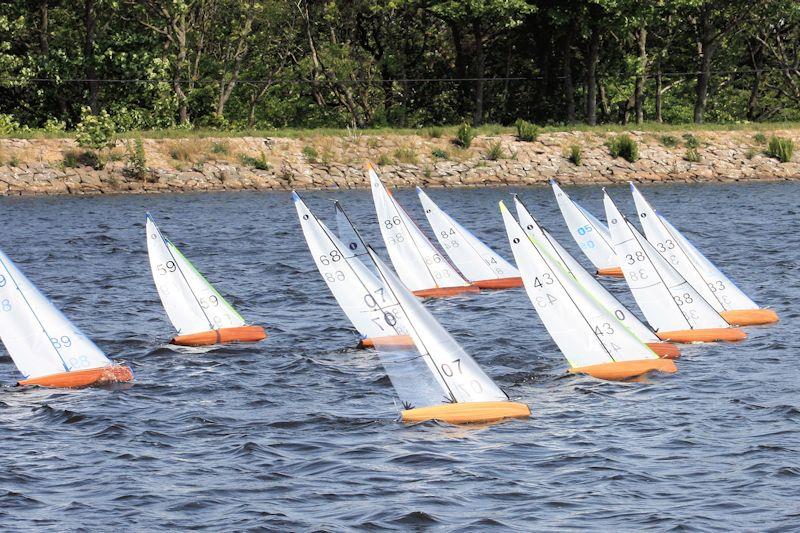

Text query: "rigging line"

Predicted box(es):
[429, 194, 500, 280]
[150, 217, 216, 331]
[626, 219, 695, 329]
[310, 202, 404, 337]
[512, 211, 617, 362]
[0, 255, 70, 372]
[366, 245, 459, 403]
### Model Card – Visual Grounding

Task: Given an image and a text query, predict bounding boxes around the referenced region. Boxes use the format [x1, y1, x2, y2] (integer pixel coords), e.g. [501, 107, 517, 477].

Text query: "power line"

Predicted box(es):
[0, 67, 797, 86]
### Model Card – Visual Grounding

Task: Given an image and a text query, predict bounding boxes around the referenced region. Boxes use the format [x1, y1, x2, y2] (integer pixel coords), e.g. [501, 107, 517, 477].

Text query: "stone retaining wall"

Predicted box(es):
[0, 129, 798, 195]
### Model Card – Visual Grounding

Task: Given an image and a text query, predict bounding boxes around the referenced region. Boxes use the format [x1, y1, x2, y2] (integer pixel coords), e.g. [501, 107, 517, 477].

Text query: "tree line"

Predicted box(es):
[1, 0, 799, 132]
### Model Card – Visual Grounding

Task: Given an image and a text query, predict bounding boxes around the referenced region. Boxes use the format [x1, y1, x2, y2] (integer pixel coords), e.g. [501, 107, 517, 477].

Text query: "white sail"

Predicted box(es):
[293, 193, 408, 340]
[417, 187, 519, 282]
[146, 215, 246, 336]
[0, 248, 111, 380]
[500, 202, 657, 369]
[335, 200, 379, 278]
[367, 247, 507, 407]
[369, 167, 470, 292]
[603, 193, 729, 332]
[551, 180, 618, 271]
[513, 196, 660, 344]
[630, 183, 758, 311]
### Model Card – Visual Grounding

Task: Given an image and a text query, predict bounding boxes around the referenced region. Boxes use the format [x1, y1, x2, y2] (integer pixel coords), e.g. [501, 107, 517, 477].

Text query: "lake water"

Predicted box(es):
[0, 181, 797, 530]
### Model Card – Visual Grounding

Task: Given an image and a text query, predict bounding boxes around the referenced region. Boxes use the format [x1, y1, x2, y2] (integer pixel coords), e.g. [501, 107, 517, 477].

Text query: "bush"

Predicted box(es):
[766, 136, 794, 162]
[753, 133, 767, 145]
[124, 138, 147, 179]
[43, 118, 66, 134]
[168, 144, 191, 161]
[64, 149, 103, 169]
[0, 114, 21, 135]
[659, 135, 679, 148]
[302, 145, 318, 163]
[682, 133, 700, 149]
[376, 153, 392, 165]
[485, 141, 505, 161]
[684, 148, 701, 162]
[515, 119, 538, 142]
[431, 148, 448, 159]
[394, 146, 418, 164]
[75, 107, 116, 151]
[608, 134, 639, 162]
[239, 152, 271, 170]
[427, 127, 443, 138]
[455, 122, 476, 148]
[211, 141, 230, 155]
[565, 144, 582, 165]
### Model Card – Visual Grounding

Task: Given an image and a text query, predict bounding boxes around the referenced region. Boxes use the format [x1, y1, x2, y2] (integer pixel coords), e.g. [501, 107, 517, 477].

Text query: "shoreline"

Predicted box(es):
[0, 128, 797, 196]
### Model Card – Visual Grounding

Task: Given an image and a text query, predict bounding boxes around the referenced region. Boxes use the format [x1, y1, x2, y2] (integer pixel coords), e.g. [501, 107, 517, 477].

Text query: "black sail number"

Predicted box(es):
[157, 261, 177, 275]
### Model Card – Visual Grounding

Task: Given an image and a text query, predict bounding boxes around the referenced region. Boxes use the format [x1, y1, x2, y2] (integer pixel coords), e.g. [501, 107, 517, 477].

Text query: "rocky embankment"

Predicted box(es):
[0, 129, 798, 195]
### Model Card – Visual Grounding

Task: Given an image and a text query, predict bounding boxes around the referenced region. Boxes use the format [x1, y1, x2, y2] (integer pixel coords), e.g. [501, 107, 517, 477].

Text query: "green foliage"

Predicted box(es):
[43, 118, 66, 134]
[485, 141, 505, 160]
[239, 152, 271, 170]
[682, 134, 700, 149]
[766, 136, 794, 162]
[301, 146, 319, 163]
[745, 148, 757, 159]
[565, 144, 582, 165]
[431, 148, 449, 159]
[455, 123, 476, 148]
[427, 127, 444, 138]
[659, 135, 679, 148]
[753, 133, 767, 144]
[608, 135, 639, 162]
[124, 138, 148, 179]
[684, 148, 701, 162]
[211, 141, 230, 155]
[75, 108, 116, 151]
[515, 119, 538, 142]
[0, 114, 20, 135]
[376, 153, 392, 165]
[394, 146, 418, 164]
[63, 150, 80, 168]
[63, 149, 103, 169]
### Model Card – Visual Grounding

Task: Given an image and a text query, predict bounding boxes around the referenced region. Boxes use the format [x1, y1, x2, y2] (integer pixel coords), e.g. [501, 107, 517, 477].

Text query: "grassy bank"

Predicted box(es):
[3, 121, 800, 141]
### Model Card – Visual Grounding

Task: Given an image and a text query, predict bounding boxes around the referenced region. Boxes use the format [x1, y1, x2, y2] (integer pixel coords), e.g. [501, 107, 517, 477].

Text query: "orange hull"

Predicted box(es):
[412, 285, 480, 298]
[596, 267, 624, 277]
[171, 325, 267, 347]
[357, 335, 415, 349]
[720, 309, 779, 326]
[472, 277, 524, 289]
[570, 358, 677, 381]
[18, 365, 134, 388]
[645, 342, 681, 359]
[401, 401, 530, 424]
[656, 327, 746, 343]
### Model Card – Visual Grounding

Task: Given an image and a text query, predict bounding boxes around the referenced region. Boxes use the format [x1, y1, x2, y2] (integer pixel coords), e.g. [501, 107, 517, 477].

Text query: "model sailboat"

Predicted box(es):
[293, 192, 413, 348]
[0, 247, 133, 387]
[551, 180, 622, 277]
[368, 164, 478, 297]
[513, 195, 680, 359]
[146, 214, 267, 346]
[603, 192, 747, 343]
[629, 183, 778, 326]
[417, 188, 522, 289]
[500, 201, 676, 381]
[366, 245, 529, 423]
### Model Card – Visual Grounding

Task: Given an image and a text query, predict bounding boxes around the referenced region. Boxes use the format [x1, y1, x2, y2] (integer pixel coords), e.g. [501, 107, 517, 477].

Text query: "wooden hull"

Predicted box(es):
[171, 325, 267, 347]
[412, 285, 480, 298]
[596, 267, 624, 277]
[720, 309, 779, 326]
[401, 401, 530, 424]
[570, 358, 677, 381]
[645, 342, 681, 359]
[357, 335, 415, 349]
[471, 277, 524, 289]
[18, 365, 134, 388]
[655, 327, 746, 343]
